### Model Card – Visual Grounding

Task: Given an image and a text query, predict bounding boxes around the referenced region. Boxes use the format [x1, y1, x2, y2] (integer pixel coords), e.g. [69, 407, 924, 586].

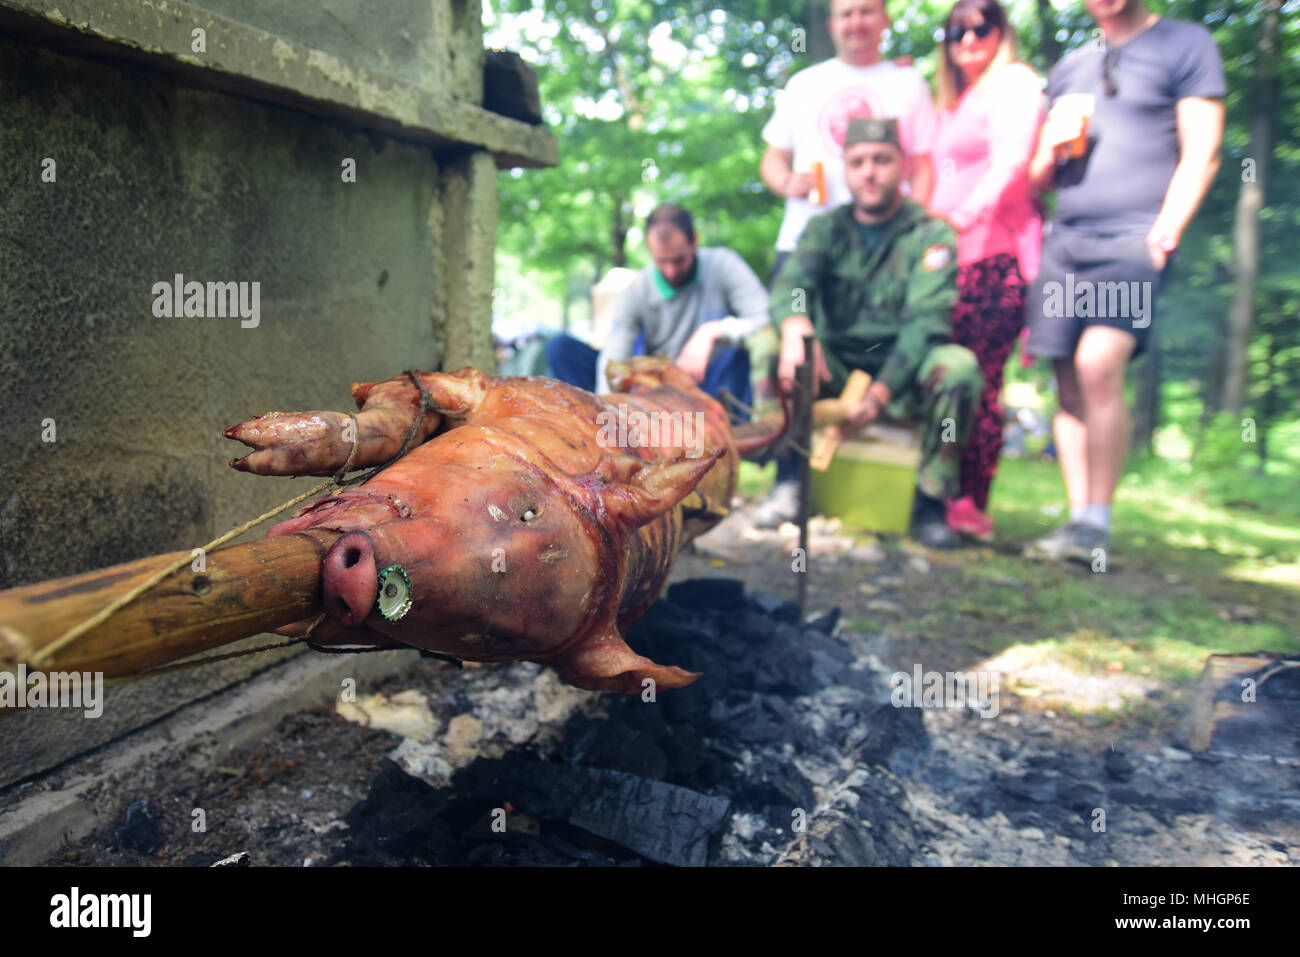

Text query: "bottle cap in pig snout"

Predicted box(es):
[376, 564, 413, 622]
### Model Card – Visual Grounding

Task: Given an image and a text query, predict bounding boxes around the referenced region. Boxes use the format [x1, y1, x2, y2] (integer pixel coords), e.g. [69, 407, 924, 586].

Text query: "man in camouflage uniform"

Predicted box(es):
[754, 116, 982, 549]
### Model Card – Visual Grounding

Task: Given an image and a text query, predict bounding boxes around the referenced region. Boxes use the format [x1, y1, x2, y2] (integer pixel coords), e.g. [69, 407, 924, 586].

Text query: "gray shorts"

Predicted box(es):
[1025, 225, 1168, 360]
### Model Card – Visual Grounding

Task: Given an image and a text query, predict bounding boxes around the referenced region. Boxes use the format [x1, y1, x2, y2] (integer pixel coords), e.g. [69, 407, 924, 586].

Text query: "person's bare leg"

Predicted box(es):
[1074, 326, 1137, 508]
[1026, 356, 1090, 557]
[1052, 357, 1089, 510]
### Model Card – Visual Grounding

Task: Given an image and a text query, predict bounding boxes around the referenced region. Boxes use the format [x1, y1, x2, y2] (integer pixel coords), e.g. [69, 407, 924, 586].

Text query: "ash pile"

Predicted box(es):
[336, 579, 927, 866]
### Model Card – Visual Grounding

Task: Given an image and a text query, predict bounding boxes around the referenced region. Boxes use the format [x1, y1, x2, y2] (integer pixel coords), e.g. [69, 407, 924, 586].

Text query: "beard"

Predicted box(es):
[854, 188, 900, 218]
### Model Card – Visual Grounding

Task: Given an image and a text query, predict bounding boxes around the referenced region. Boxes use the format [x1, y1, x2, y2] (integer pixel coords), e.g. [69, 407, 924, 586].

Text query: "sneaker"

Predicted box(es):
[750, 480, 801, 529]
[1062, 522, 1109, 565]
[1024, 522, 1110, 563]
[946, 495, 994, 542]
[910, 492, 961, 550]
[1024, 522, 1078, 560]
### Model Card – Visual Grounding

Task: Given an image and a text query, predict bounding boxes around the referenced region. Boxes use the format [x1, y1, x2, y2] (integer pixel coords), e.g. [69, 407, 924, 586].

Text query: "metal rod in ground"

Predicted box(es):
[795, 334, 815, 617]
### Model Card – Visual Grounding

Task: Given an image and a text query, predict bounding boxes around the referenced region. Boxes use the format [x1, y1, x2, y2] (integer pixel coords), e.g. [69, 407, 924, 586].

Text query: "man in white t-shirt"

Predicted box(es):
[751, 0, 938, 529]
[760, 0, 937, 270]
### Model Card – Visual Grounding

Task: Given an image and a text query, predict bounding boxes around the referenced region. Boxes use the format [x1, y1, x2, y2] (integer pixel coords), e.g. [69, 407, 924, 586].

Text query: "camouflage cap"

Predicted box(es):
[844, 116, 902, 152]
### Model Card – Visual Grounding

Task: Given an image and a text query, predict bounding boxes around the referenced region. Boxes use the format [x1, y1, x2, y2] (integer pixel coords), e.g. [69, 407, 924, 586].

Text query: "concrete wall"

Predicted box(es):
[0, 0, 551, 790]
[194, 0, 485, 104]
[0, 33, 442, 587]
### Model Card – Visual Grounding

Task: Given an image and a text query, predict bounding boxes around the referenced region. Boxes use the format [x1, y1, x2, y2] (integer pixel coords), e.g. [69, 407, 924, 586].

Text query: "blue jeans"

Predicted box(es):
[545, 334, 751, 418]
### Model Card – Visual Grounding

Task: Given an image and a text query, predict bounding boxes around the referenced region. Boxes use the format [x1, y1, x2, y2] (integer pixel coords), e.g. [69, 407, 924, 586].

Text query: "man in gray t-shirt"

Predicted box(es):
[1023, 0, 1224, 562]
[546, 204, 770, 408]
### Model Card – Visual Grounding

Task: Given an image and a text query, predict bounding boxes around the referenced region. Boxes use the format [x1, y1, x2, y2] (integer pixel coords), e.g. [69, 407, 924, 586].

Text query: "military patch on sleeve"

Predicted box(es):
[923, 244, 953, 272]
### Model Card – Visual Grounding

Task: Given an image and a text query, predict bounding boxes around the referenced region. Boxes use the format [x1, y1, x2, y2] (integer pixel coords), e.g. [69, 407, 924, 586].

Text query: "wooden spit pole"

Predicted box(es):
[0, 529, 342, 679]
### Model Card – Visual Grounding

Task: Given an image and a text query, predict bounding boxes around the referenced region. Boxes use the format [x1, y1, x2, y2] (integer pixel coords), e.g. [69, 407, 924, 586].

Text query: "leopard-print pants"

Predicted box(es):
[948, 253, 1026, 511]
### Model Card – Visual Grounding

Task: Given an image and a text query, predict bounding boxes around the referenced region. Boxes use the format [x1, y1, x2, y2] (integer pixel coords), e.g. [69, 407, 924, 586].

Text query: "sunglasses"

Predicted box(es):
[946, 21, 996, 44]
[1102, 46, 1120, 96]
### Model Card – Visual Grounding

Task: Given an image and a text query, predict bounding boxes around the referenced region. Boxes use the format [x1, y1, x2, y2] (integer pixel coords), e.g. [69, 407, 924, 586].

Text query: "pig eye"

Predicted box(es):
[521, 507, 542, 522]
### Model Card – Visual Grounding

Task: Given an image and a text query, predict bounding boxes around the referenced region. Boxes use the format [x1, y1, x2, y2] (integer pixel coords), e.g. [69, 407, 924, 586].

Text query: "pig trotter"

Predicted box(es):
[224, 369, 491, 477]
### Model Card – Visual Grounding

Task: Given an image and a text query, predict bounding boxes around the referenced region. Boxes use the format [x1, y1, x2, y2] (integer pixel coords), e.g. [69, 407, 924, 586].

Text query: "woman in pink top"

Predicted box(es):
[929, 0, 1043, 540]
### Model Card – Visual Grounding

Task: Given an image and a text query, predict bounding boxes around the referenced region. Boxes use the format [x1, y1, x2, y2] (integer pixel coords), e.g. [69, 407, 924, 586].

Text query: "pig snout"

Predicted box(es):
[322, 531, 379, 627]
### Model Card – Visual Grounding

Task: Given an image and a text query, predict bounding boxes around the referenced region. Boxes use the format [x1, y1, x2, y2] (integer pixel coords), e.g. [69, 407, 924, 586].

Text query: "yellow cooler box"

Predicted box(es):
[810, 425, 921, 534]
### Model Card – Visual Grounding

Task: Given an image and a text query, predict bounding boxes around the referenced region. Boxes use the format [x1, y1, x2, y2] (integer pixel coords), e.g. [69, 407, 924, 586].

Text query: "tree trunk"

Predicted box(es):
[1131, 331, 1160, 453]
[1256, 325, 1277, 473]
[808, 4, 832, 62]
[1035, 0, 1063, 70]
[1223, 0, 1279, 414]
[610, 197, 628, 268]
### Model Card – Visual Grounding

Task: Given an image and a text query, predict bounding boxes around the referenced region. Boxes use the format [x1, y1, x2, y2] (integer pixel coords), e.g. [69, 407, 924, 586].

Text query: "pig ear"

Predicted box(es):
[593, 450, 721, 528]
[553, 630, 700, 695]
[604, 359, 632, 393]
[591, 452, 650, 485]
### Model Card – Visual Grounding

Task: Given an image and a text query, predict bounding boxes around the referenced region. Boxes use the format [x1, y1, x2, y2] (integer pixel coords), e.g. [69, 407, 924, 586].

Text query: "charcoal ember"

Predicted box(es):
[1104, 748, 1136, 782]
[805, 607, 842, 635]
[118, 799, 163, 855]
[181, 849, 251, 867]
[821, 819, 876, 865]
[855, 704, 930, 775]
[667, 577, 745, 610]
[808, 646, 853, 688]
[210, 851, 251, 867]
[1148, 792, 1216, 827]
[781, 773, 918, 867]
[782, 811, 891, 867]
[997, 770, 1060, 803]
[751, 590, 801, 624]
[848, 773, 922, 865]
[561, 723, 669, 780]
[1063, 781, 1106, 814]
[748, 645, 815, 696]
[1109, 786, 1148, 808]
[454, 758, 730, 867]
[656, 722, 710, 785]
[709, 692, 809, 747]
[182, 851, 224, 867]
[734, 761, 817, 817]
[343, 761, 455, 861]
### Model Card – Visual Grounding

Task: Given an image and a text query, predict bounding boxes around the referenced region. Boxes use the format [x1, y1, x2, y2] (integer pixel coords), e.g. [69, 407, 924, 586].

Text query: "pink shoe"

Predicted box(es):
[946, 496, 994, 542]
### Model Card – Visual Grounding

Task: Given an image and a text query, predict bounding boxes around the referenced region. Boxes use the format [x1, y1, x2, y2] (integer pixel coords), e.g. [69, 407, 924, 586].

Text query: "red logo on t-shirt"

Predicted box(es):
[819, 86, 882, 155]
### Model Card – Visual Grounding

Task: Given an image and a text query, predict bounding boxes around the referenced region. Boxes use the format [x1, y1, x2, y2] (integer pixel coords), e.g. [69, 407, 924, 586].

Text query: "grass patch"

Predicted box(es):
[891, 446, 1299, 715]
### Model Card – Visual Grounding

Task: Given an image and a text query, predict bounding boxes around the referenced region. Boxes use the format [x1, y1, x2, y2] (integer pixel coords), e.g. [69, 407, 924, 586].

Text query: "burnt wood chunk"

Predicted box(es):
[483, 51, 543, 126]
[1186, 652, 1300, 757]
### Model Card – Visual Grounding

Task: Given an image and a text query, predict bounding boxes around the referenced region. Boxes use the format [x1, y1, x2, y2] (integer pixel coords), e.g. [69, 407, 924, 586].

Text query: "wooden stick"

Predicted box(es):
[0, 530, 341, 678]
[810, 370, 872, 471]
